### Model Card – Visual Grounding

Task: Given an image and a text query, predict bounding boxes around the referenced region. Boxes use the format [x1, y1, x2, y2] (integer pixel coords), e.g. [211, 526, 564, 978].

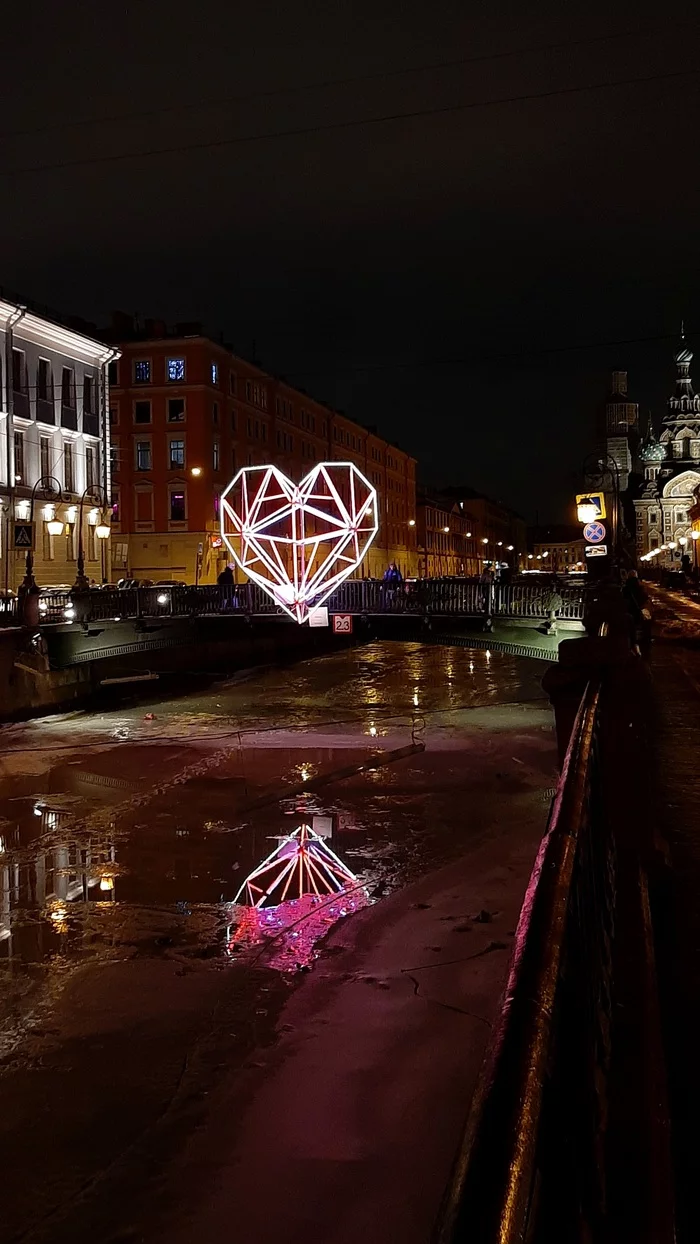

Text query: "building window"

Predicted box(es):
[136, 441, 152, 471]
[134, 400, 152, 424]
[40, 435, 51, 479]
[110, 444, 119, 477]
[37, 358, 52, 401]
[108, 359, 118, 385]
[111, 491, 120, 524]
[229, 372, 236, 395]
[213, 440, 220, 471]
[168, 398, 185, 422]
[64, 442, 75, 492]
[231, 408, 236, 432]
[61, 367, 75, 408]
[12, 348, 26, 393]
[169, 439, 185, 469]
[86, 445, 98, 489]
[211, 362, 219, 385]
[245, 380, 251, 401]
[649, 510, 659, 525]
[110, 403, 119, 426]
[134, 359, 151, 384]
[13, 431, 24, 481]
[170, 490, 186, 522]
[83, 375, 95, 413]
[166, 357, 185, 382]
[212, 401, 219, 425]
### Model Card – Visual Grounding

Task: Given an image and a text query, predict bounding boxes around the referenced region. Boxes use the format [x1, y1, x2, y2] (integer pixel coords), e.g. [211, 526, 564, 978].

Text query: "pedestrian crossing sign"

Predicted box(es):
[13, 522, 34, 550]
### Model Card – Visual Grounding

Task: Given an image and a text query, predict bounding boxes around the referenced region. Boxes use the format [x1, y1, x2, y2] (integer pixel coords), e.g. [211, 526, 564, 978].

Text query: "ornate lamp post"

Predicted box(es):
[74, 485, 111, 590]
[19, 475, 63, 594]
[581, 451, 622, 561]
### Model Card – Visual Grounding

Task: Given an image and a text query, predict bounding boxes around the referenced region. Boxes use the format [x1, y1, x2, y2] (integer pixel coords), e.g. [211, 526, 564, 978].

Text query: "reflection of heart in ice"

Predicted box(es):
[227, 822, 368, 971]
[227, 890, 369, 973]
[233, 823, 357, 907]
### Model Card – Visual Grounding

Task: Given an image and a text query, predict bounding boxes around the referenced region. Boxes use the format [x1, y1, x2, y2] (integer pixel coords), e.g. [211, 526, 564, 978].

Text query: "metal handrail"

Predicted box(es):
[434, 679, 604, 1243]
[32, 579, 586, 627]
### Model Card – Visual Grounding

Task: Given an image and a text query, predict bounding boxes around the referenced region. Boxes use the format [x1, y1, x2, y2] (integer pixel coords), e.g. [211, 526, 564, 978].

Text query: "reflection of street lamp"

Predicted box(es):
[20, 475, 63, 592]
[75, 485, 110, 589]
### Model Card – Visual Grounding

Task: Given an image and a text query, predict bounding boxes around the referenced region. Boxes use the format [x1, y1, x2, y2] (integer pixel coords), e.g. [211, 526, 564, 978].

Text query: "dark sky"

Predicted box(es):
[2, 1, 700, 520]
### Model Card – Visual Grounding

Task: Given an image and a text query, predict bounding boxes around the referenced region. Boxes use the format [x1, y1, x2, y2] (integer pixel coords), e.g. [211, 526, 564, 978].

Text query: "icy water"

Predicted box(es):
[0, 642, 554, 984]
[0, 642, 558, 1244]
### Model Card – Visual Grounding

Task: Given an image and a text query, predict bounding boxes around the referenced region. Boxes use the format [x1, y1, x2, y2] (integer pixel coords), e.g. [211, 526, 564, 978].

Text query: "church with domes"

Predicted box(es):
[633, 337, 700, 560]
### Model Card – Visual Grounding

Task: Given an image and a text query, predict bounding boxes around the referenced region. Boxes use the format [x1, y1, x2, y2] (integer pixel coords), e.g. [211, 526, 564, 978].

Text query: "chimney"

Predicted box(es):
[612, 370, 628, 395]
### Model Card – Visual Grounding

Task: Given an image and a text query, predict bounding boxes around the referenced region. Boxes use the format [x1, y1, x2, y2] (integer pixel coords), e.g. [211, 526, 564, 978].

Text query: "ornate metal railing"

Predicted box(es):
[0, 594, 19, 627]
[31, 578, 585, 627]
[434, 680, 616, 1242]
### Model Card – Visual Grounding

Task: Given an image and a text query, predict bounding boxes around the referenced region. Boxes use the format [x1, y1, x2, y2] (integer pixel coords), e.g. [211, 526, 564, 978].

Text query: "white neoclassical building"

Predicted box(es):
[0, 295, 118, 591]
[634, 340, 700, 562]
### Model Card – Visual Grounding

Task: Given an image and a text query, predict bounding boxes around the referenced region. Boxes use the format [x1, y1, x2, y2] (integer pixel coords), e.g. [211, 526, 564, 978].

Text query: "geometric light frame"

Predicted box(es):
[220, 462, 378, 624]
[233, 822, 358, 908]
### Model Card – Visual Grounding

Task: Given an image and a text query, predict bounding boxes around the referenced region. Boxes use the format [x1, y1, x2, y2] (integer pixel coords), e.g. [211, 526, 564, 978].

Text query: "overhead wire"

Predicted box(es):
[2, 64, 699, 177]
[0, 22, 687, 145]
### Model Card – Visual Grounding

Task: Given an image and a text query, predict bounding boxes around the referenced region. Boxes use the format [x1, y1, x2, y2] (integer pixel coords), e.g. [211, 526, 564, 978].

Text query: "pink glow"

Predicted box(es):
[220, 462, 378, 623]
[226, 888, 369, 972]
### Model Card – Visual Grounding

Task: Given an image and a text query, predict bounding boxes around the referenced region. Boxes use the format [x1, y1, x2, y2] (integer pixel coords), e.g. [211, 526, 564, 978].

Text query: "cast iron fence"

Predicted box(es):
[434, 679, 617, 1242]
[28, 578, 585, 627]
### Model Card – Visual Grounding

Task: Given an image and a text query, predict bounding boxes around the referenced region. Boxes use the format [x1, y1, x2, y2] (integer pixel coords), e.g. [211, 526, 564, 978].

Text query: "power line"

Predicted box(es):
[0, 23, 686, 145]
[280, 330, 694, 378]
[3, 63, 699, 178]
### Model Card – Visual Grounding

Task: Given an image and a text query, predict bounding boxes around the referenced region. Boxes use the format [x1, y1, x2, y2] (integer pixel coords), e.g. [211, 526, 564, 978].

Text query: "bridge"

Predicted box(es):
[3, 577, 585, 628]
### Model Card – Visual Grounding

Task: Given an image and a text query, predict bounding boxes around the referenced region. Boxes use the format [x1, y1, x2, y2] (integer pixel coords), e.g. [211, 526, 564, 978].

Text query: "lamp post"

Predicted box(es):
[20, 475, 63, 593]
[74, 485, 111, 590]
[581, 451, 622, 563]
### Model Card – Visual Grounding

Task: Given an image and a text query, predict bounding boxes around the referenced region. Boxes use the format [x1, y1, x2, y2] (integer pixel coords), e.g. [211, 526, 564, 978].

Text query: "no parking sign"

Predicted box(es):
[583, 520, 606, 544]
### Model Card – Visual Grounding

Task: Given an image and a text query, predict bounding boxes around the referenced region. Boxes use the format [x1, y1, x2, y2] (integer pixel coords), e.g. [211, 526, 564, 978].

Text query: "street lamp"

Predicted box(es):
[577, 496, 599, 523]
[74, 485, 110, 590]
[20, 475, 63, 593]
[581, 453, 622, 560]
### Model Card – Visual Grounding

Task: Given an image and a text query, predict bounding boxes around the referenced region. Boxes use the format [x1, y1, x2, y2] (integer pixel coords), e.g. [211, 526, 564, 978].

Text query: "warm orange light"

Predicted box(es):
[191, 467, 202, 477]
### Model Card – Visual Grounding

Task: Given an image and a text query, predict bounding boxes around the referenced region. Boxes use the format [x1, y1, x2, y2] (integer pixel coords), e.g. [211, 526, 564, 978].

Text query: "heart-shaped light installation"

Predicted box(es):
[220, 462, 378, 623]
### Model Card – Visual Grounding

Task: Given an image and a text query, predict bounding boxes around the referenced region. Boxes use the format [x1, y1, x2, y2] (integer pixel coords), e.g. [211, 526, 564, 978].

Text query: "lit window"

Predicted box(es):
[86, 445, 98, 489]
[136, 441, 152, 471]
[64, 442, 75, 492]
[167, 357, 185, 382]
[134, 360, 151, 384]
[211, 361, 219, 385]
[40, 435, 51, 478]
[170, 490, 186, 522]
[213, 440, 220, 471]
[169, 439, 185, 469]
[168, 398, 185, 422]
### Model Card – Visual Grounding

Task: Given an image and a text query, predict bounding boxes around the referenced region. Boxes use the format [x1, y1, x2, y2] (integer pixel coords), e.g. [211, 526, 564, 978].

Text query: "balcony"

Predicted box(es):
[36, 397, 55, 426]
[61, 404, 78, 431]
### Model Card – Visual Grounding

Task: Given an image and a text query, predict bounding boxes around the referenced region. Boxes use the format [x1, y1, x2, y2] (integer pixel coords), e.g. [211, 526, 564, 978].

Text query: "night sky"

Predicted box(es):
[1, 1, 700, 520]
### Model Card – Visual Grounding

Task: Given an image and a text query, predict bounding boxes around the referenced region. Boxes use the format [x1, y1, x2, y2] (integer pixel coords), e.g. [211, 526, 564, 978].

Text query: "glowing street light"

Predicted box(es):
[408, 518, 416, 527]
[191, 466, 202, 477]
[577, 496, 599, 523]
[481, 537, 489, 545]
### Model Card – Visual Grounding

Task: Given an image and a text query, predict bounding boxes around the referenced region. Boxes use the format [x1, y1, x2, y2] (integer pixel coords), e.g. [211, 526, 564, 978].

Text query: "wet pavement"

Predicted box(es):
[0, 641, 557, 1244]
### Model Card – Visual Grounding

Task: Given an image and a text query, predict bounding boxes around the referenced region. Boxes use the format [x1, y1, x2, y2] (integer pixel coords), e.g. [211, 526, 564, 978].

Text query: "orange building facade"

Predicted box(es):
[109, 327, 418, 584]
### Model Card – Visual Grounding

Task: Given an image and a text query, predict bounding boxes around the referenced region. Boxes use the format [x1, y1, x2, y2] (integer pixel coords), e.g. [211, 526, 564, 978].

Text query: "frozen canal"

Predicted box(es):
[0, 641, 557, 1244]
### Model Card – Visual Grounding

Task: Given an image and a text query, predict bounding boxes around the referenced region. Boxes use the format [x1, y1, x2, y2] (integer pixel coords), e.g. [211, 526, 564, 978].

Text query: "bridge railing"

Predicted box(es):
[435, 679, 614, 1243]
[31, 577, 585, 627]
[0, 594, 19, 628]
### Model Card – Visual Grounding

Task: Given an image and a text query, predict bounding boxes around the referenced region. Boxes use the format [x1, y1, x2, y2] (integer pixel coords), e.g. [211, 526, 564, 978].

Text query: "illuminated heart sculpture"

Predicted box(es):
[220, 462, 379, 623]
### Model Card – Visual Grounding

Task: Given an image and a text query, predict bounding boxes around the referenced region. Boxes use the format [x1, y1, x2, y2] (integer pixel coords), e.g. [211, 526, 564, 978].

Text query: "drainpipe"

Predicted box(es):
[98, 345, 120, 584]
[3, 303, 27, 596]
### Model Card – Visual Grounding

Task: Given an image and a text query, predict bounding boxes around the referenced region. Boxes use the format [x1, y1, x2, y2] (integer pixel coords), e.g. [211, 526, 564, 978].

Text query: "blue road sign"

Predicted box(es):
[583, 521, 606, 544]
